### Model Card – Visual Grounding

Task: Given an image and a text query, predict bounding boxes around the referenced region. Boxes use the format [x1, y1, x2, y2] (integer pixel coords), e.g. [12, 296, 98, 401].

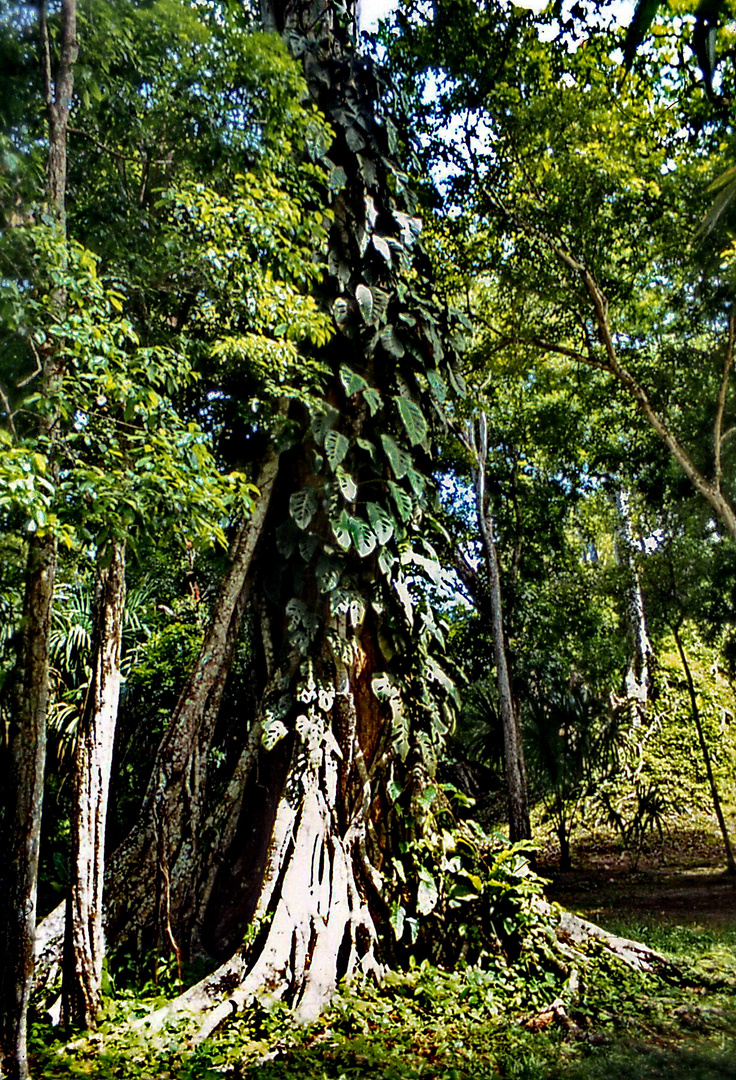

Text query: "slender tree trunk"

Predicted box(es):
[614, 486, 653, 720]
[0, 4, 76, 1075]
[557, 817, 571, 872]
[103, 447, 281, 955]
[473, 413, 531, 844]
[33, 450, 281, 993]
[62, 541, 126, 1030]
[0, 536, 56, 1080]
[672, 627, 736, 875]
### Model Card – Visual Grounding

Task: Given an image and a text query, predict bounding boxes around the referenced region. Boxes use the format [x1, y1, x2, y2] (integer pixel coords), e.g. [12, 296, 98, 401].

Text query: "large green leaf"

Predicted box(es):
[357, 436, 378, 464]
[417, 868, 439, 916]
[355, 283, 374, 323]
[332, 508, 352, 550]
[381, 434, 410, 479]
[426, 369, 447, 403]
[311, 404, 340, 447]
[388, 480, 413, 521]
[289, 487, 318, 529]
[366, 501, 395, 544]
[372, 235, 392, 265]
[349, 515, 376, 556]
[324, 429, 349, 470]
[363, 386, 383, 416]
[390, 901, 405, 941]
[336, 466, 358, 502]
[340, 365, 368, 396]
[332, 296, 350, 329]
[380, 324, 405, 358]
[397, 396, 428, 447]
[406, 469, 425, 497]
[315, 554, 341, 593]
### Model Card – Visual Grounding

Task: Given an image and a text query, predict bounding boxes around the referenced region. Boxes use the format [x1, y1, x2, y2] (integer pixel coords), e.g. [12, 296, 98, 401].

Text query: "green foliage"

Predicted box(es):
[26, 916, 736, 1080]
[384, 785, 551, 969]
[0, 225, 256, 550]
[591, 631, 736, 852]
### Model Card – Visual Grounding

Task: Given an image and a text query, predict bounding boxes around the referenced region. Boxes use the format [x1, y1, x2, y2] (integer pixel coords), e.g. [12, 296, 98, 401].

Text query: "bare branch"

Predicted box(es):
[37, 2, 53, 111]
[16, 337, 44, 389]
[0, 385, 17, 439]
[68, 128, 174, 167]
[714, 311, 735, 490]
[555, 248, 736, 541]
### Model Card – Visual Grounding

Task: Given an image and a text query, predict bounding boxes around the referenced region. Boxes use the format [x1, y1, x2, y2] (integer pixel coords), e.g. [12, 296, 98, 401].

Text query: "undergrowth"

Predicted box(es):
[29, 918, 736, 1080]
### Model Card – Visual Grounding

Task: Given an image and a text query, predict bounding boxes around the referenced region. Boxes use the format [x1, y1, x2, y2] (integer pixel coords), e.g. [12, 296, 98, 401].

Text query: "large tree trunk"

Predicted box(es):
[39, 0, 460, 1022]
[126, 0, 459, 1025]
[62, 541, 126, 1030]
[473, 413, 531, 845]
[0, 4, 76, 1075]
[135, 627, 388, 1039]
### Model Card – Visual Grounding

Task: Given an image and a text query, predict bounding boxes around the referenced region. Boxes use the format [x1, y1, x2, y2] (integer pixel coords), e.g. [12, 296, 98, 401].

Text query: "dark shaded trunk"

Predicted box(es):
[103, 448, 281, 956]
[62, 541, 126, 1030]
[473, 414, 531, 845]
[0, 535, 56, 1080]
[34, 450, 281, 992]
[556, 812, 571, 872]
[672, 627, 736, 876]
[136, 629, 388, 1040]
[0, 3, 76, 1074]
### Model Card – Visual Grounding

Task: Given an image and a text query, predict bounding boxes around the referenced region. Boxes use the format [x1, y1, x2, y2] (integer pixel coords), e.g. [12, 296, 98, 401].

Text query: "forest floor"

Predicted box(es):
[542, 823, 736, 931]
[31, 820, 736, 1079]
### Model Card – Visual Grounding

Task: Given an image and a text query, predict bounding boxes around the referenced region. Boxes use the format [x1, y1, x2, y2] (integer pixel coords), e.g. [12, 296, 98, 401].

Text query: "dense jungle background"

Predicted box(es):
[1, 0, 736, 1077]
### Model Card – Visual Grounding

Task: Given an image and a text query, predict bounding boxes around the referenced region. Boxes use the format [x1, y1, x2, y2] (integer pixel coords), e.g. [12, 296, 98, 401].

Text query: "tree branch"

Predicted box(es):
[68, 127, 174, 166]
[714, 311, 735, 490]
[0, 385, 17, 439]
[552, 246, 736, 540]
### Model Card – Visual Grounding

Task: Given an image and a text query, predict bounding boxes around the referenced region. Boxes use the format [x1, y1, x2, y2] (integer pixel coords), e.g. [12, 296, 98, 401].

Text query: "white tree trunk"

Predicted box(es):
[63, 541, 126, 1028]
[134, 647, 384, 1042]
[615, 487, 653, 719]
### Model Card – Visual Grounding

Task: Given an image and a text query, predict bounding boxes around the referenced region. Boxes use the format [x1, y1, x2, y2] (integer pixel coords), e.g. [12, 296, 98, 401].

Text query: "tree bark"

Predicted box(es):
[0, 4, 76, 1075]
[473, 413, 531, 845]
[0, 535, 56, 1080]
[133, 631, 386, 1041]
[62, 541, 126, 1030]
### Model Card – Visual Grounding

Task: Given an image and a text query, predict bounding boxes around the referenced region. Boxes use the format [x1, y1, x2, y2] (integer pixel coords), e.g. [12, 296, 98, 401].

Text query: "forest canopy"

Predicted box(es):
[1, 1, 736, 1078]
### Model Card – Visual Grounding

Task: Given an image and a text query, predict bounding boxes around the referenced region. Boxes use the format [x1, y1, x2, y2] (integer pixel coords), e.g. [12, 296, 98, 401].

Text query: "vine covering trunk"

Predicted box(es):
[35, 0, 462, 1030]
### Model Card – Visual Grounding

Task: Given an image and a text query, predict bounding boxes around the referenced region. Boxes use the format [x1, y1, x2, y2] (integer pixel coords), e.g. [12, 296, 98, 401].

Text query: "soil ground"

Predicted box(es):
[538, 823, 736, 931]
